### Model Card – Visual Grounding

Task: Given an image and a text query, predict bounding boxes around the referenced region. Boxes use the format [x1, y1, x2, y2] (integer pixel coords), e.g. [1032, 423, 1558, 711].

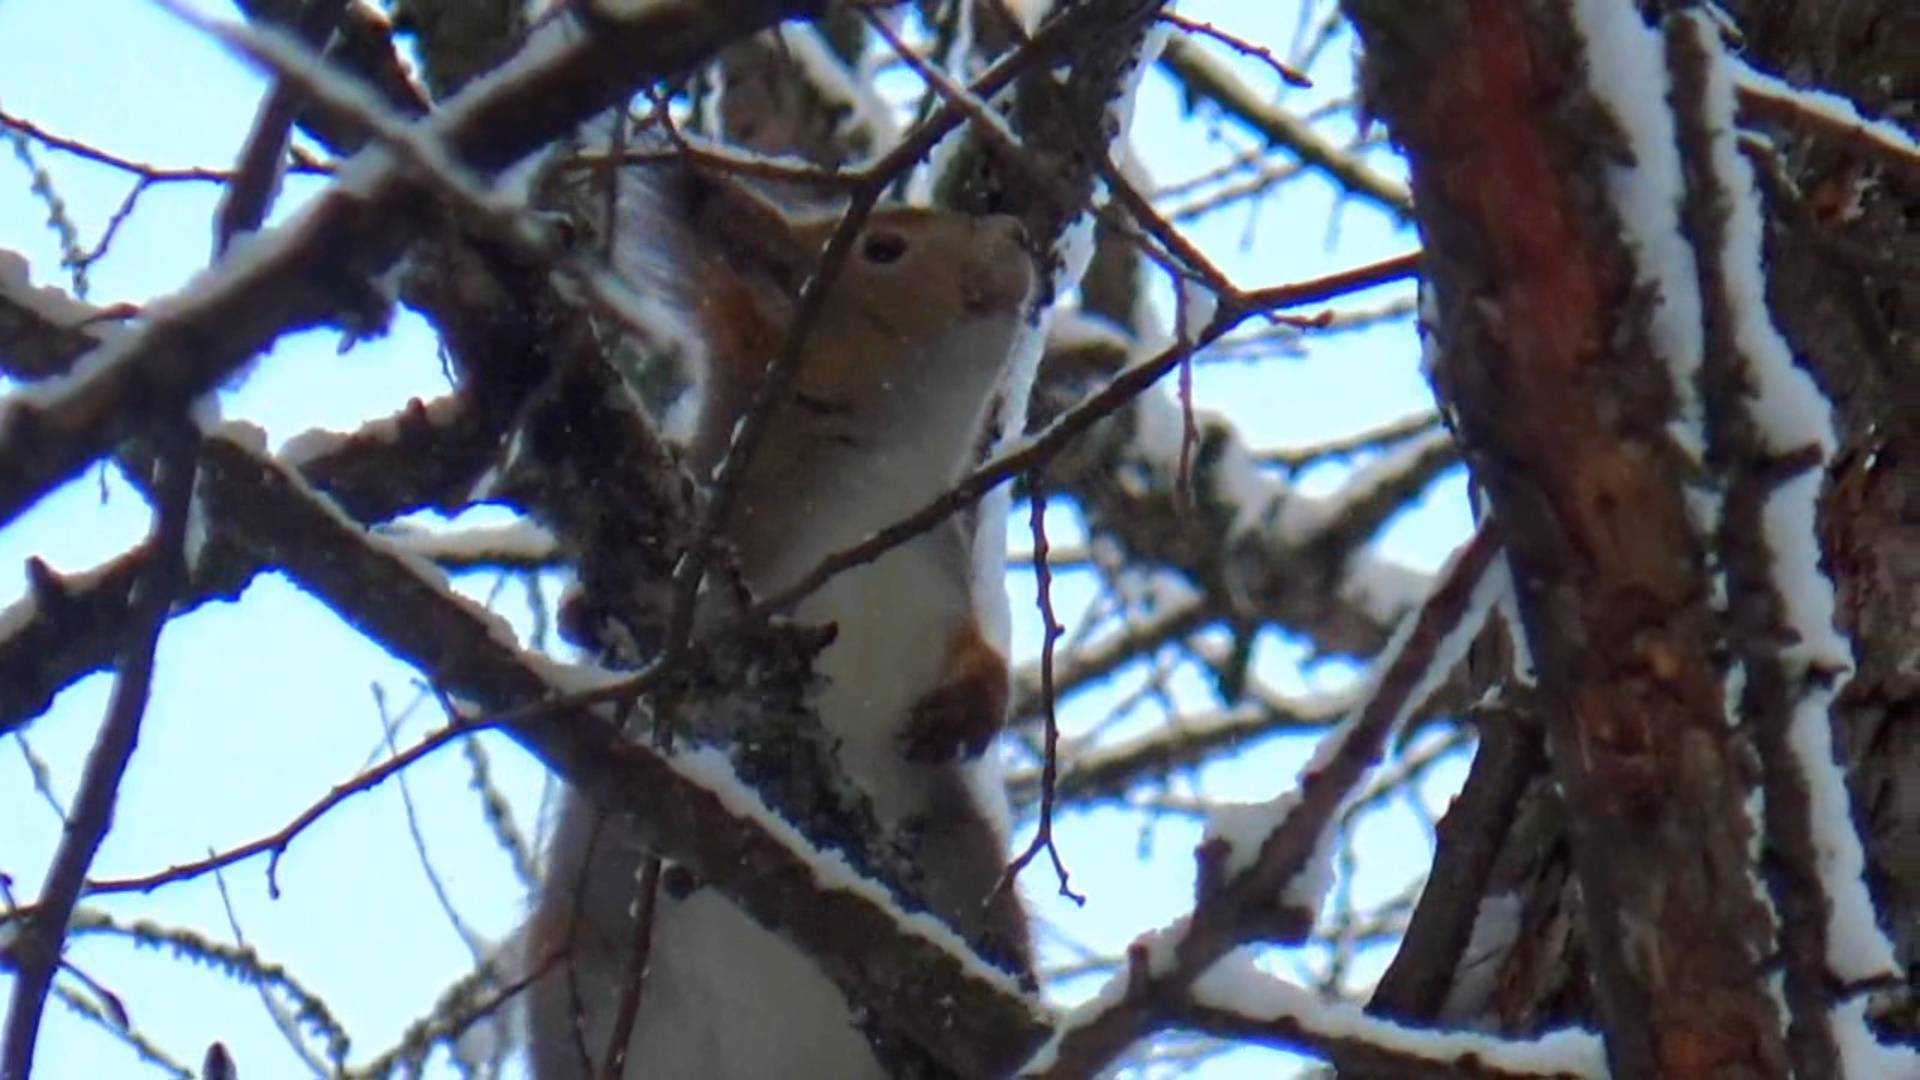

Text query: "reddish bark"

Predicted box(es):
[1345, 2, 1787, 1074]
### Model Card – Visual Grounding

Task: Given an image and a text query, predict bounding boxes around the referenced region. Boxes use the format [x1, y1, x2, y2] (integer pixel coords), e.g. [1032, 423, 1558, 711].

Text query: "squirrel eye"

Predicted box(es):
[861, 230, 909, 265]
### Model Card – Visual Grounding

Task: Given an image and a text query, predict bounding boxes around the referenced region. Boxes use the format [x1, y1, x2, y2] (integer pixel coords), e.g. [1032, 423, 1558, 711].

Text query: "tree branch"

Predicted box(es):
[0, 0, 818, 530]
[2, 426, 198, 1080]
[1028, 524, 1504, 1075]
[184, 430, 1052, 1076]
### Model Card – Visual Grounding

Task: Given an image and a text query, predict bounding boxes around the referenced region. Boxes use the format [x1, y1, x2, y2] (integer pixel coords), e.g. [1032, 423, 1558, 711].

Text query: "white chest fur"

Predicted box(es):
[529, 216, 1031, 1078]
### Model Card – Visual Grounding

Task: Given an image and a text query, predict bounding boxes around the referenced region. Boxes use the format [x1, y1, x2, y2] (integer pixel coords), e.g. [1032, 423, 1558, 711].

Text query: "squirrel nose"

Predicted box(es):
[963, 217, 1036, 315]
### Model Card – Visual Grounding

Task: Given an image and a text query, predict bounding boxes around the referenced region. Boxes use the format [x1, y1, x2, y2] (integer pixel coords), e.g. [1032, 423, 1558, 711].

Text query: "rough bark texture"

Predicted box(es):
[1724, 3, 1920, 1045]
[1345, 0, 1918, 1071]
[4, 1, 1912, 1074]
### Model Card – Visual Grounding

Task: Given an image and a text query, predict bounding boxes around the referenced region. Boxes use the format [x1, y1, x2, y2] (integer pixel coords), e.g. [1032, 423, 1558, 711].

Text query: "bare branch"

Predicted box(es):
[183, 430, 1052, 1076]
[0, 0, 817, 529]
[3, 426, 199, 1080]
[1174, 966, 1603, 1079]
[1028, 524, 1503, 1076]
[1158, 33, 1411, 218]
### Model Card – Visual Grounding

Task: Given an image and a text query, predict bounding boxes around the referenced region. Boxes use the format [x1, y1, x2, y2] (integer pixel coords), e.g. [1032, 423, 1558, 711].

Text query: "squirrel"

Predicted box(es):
[524, 156, 1038, 1079]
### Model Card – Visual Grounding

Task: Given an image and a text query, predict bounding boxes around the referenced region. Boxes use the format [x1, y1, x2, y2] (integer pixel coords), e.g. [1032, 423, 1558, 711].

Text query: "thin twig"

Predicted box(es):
[1030, 524, 1504, 1077]
[1158, 33, 1412, 216]
[660, 0, 1085, 658]
[1001, 474, 1084, 904]
[601, 693, 683, 1078]
[0, 106, 331, 185]
[77, 716, 485, 901]
[2, 427, 199, 1080]
[1158, 11, 1312, 88]
[600, 857, 665, 1079]
[212, 865, 331, 1078]
[749, 251, 1421, 620]
[372, 685, 491, 966]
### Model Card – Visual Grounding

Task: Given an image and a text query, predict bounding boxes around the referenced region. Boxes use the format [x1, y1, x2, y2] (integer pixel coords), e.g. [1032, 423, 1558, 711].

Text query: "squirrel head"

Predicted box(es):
[784, 208, 1033, 410]
[672, 174, 1036, 468]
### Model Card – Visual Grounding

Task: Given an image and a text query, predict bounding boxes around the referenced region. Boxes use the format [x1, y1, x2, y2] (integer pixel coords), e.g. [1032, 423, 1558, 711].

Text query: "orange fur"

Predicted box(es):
[901, 620, 1011, 763]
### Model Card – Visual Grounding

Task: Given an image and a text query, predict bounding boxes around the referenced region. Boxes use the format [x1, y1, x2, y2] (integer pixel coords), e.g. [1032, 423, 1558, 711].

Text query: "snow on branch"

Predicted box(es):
[1490, 553, 1537, 686]
[0, 249, 120, 378]
[1197, 524, 1505, 906]
[373, 520, 560, 571]
[175, 6, 702, 364]
[0, 0, 812, 530]
[1344, 2, 1883, 1072]
[1022, 525, 1505, 1077]
[1568, 0, 1709, 473]
[1187, 394, 1450, 624]
[185, 428, 1053, 1076]
[1683, 11, 1894, 978]
[1181, 952, 1605, 1078]
[0, 269, 516, 735]
[773, 21, 902, 152]
[1523, 4, 1908, 1071]
[1281, 425, 1461, 560]
[1731, 59, 1920, 189]
[1665, 12, 1909, 1074]
[1031, 292, 1439, 667]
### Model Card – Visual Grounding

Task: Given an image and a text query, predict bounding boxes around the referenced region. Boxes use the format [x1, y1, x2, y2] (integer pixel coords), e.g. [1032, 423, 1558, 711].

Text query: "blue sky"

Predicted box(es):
[0, 2, 1469, 1076]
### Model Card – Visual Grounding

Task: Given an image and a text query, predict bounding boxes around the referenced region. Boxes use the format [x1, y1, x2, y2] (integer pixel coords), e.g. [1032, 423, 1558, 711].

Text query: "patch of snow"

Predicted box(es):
[1106, 21, 1171, 147]
[1203, 792, 1300, 878]
[1731, 62, 1920, 172]
[1046, 308, 1132, 355]
[669, 746, 1035, 1001]
[212, 419, 270, 456]
[1832, 996, 1920, 1077]
[1568, 0, 1708, 467]
[1017, 917, 1191, 1074]
[0, 248, 101, 330]
[1443, 891, 1525, 1016]
[1192, 950, 1607, 1077]
[1488, 555, 1536, 685]
[1687, 13, 1896, 985]
[374, 520, 559, 564]
[1341, 552, 1434, 629]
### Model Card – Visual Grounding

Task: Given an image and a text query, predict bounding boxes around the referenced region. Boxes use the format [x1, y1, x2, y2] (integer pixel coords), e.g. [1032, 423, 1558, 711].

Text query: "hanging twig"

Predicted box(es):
[1001, 472, 1085, 904]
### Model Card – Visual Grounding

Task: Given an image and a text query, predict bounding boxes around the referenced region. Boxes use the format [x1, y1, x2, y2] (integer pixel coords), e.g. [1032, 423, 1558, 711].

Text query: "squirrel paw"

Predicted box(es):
[901, 624, 1009, 763]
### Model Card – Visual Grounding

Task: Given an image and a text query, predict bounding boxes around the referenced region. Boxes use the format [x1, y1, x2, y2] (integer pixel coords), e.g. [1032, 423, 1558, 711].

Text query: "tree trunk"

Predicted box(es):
[1344, 0, 1917, 1075]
